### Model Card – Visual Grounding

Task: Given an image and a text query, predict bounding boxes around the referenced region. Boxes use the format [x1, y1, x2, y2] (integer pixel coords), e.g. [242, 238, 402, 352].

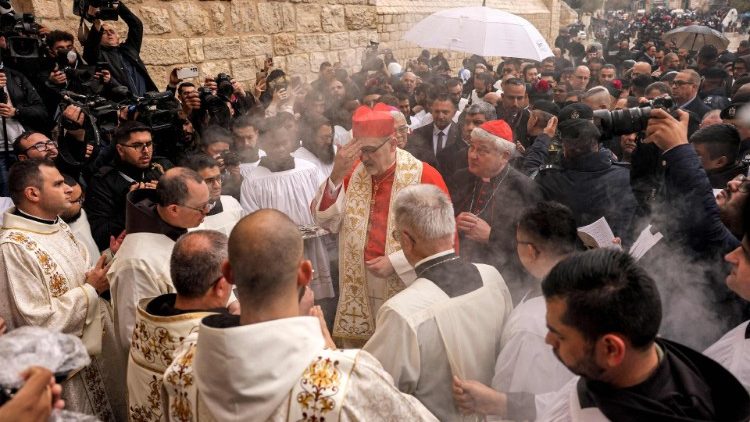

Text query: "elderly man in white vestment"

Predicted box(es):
[109, 167, 237, 356]
[0, 159, 124, 421]
[128, 230, 231, 421]
[240, 113, 334, 300]
[452, 201, 577, 420]
[194, 209, 438, 422]
[183, 154, 242, 236]
[363, 184, 513, 421]
[312, 104, 449, 347]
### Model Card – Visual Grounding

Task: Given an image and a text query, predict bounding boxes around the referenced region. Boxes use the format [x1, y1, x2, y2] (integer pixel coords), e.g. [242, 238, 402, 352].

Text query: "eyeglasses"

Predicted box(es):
[360, 137, 391, 155]
[121, 141, 154, 152]
[670, 80, 693, 87]
[178, 201, 214, 215]
[23, 140, 57, 153]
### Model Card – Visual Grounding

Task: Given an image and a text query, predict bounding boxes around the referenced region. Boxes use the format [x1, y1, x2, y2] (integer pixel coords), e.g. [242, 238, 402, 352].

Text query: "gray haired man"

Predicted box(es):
[363, 184, 513, 421]
[127, 230, 234, 421]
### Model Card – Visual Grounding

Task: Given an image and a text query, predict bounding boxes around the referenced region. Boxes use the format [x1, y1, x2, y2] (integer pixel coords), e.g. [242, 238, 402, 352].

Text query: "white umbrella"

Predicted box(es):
[404, 6, 553, 62]
[662, 25, 730, 52]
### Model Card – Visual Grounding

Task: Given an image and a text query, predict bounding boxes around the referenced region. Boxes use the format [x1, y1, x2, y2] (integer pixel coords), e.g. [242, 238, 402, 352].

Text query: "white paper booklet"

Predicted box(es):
[577, 217, 621, 250]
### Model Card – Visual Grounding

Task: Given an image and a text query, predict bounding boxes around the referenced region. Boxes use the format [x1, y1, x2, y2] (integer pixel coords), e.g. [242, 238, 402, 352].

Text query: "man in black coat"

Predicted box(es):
[83, 2, 157, 96]
[673, 69, 711, 120]
[407, 94, 460, 169]
[449, 119, 542, 301]
[535, 119, 637, 243]
[85, 121, 171, 250]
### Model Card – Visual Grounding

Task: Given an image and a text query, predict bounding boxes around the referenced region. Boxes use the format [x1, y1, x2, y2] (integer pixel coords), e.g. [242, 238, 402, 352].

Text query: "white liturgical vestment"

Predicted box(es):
[68, 208, 101, 267]
[364, 261, 513, 421]
[194, 316, 437, 422]
[0, 209, 126, 421]
[704, 320, 750, 393]
[293, 146, 335, 183]
[240, 158, 333, 299]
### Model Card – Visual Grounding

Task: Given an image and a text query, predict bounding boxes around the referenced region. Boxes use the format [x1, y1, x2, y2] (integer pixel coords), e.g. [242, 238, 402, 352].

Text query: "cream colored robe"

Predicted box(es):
[363, 263, 513, 421]
[108, 232, 176, 354]
[127, 297, 214, 422]
[0, 209, 126, 421]
[194, 316, 437, 422]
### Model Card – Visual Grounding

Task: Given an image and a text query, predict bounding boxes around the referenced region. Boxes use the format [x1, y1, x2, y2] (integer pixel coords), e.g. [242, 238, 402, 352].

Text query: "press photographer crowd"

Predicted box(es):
[3, 0, 750, 420]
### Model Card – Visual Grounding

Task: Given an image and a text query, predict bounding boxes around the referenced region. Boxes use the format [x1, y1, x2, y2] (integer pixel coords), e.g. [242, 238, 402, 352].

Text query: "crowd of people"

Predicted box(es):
[2, 0, 750, 420]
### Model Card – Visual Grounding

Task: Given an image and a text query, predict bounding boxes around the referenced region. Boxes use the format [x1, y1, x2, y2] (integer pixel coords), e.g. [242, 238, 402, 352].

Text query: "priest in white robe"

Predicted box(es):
[452, 201, 579, 421]
[705, 232, 750, 393]
[128, 231, 231, 421]
[363, 185, 512, 420]
[240, 113, 333, 299]
[194, 209, 437, 421]
[184, 154, 242, 236]
[0, 160, 125, 421]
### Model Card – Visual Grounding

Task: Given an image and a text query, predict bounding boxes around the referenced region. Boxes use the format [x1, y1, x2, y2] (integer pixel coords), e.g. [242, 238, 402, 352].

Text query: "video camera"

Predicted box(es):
[594, 96, 676, 138]
[131, 90, 180, 132]
[72, 0, 119, 22]
[215, 72, 233, 99]
[0, 0, 44, 59]
[60, 90, 119, 140]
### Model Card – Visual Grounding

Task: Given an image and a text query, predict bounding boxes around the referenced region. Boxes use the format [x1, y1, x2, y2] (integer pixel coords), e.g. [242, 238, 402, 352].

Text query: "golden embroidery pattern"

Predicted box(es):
[297, 356, 342, 421]
[132, 320, 184, 367]
[164, 343, 197, 422]
[5, 231, 71, 297]
[129, 375, 163, 422]
[82, 364, 115, 422]
[334, 148, 421, 341]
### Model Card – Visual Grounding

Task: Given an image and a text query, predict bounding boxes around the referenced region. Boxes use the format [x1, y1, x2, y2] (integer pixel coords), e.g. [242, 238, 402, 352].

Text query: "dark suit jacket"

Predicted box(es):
[682, 96, 711, 120]
[406, 122, 460, 169]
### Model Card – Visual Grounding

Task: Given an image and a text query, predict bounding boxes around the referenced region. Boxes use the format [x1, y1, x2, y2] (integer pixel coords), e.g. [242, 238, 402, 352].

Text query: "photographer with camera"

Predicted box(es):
[199, 125, 241, 199]
[83, 0, 156, 97]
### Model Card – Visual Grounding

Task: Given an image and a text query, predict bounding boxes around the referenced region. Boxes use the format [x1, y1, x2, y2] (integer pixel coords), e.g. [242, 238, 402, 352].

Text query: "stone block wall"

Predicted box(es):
[21, 0, 574, 89]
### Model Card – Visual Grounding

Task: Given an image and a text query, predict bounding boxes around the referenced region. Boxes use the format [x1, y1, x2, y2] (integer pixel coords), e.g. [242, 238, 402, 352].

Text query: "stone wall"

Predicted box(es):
[23, 0, 574, 89]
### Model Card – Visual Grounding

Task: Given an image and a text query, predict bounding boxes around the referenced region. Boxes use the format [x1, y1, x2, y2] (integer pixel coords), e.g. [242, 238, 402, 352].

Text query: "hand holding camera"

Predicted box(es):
[49, 69, 66, 85]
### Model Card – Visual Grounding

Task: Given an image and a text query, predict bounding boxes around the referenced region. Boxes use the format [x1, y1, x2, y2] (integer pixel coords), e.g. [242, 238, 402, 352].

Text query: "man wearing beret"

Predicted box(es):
[313, 103, 449, 347]
[449, 120, 542, 302]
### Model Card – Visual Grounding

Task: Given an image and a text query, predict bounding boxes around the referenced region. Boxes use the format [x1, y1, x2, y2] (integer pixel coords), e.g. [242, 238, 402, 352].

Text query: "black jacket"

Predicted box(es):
[406, 122, 460, 170]
[681, 96, 711, 120]
[2, 67, 48, 134]
[83, 3, 157, 96]
[84, 157, 172, 250]
[435, 140, 468, 186]
[535, 149, 637, 243]
[449, 166, 542, 301]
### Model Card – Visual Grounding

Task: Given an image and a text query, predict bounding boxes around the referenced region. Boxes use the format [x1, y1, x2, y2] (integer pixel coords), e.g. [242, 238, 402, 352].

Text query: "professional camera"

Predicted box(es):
[133, 91, 180, 132]
[594, 96, 676, 138]
[72, 0, 119, 22]
[0, 9, 44, 59]
[59, 90, 119, 139]
[215, 72, 234, 99]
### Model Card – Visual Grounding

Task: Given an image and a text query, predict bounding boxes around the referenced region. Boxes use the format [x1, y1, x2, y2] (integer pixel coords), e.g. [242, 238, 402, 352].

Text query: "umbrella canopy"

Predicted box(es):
[662, 25, 730, 52]
[404, 6, 553, 62]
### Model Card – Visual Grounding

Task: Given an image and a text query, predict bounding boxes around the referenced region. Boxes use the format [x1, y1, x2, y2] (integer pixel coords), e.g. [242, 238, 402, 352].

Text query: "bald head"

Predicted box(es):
[632, 62, 652, 78]
[227, 209, 304, 308]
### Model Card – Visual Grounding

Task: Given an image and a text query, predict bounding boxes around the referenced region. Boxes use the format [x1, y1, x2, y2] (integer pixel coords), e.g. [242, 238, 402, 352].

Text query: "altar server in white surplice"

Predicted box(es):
[240, 113, 333, 299]
[194, 209, 437, 422]
[0, 160, 124, 421]
[452, 201, 578, 421]
[363, 184, 513, 421]
[705, 226, 750, 393]
[293, 115, 336, 183]
[184, 154, 242, 236]
[128, 230, 231, 422]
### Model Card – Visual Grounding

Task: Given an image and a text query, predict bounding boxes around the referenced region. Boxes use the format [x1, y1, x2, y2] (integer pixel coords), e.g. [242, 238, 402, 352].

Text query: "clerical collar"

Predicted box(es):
[13, 208, 57, 225]
[414, 249, 455, 269]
